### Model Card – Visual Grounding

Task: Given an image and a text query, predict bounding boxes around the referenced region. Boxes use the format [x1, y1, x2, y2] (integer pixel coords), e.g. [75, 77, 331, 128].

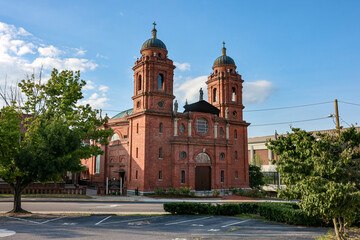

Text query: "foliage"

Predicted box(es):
[163, 202, 327, 226]
[249, 164, 265, 189]
[251, 153, 263, 167]
[0, 69, 113, 212]
[266, 127, 360, 239]
[177, 187, 191, 196]
[154, 188, 166, 195]
[212, 189, 220, 197]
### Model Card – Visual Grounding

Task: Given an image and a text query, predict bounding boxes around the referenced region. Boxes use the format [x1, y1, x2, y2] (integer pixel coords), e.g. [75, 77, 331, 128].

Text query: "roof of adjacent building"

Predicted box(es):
[248, 126, 360, 144]
[111, 108, 133, 120]
[183, 100, 220, 116]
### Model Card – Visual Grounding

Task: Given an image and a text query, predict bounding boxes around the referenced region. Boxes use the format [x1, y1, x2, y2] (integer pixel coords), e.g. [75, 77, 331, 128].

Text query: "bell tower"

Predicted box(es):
[132, 22, 176, 114]
[206, 42, 244, 121]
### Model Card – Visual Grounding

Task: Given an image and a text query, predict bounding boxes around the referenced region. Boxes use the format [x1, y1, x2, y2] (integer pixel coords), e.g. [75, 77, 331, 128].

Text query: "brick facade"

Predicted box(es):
[81, 24, 250, 194]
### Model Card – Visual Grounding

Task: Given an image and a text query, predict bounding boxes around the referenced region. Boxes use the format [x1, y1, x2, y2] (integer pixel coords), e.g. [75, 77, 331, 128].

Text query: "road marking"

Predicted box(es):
[95, 216, 112, 225]
[191, 224, 204, 227]
[41, 217, 65, 224]
[165, 216, 212, 226]
[100, 216, 161, 225]
[221, 219, 250, 228]
[6, 216, 42, 224]
[192, 232, 325, 236]
[208, 229, 220, 232]
[0, 229, 16, 237]
[63, 223, 77, 226]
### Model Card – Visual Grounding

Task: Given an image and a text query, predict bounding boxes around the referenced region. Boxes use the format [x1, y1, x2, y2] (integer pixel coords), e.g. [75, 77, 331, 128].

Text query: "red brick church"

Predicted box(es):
[81, 23, 250, 194]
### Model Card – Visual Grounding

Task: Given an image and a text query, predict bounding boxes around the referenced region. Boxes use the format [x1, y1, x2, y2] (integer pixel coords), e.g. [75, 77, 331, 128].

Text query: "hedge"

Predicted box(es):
[163, 202, 328, 227]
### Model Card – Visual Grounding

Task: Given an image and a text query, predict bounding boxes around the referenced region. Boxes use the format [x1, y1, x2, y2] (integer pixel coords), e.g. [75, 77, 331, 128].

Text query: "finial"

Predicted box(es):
[222, 41, 227, 56]
[199, 88, 204, 101]
[152, 21, 157, 38]
[185, 99, 188, 105]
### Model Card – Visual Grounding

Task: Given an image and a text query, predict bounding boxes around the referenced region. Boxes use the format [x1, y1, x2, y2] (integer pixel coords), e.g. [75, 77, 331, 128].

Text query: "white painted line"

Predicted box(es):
[41, 217, 66, 224]
[221, 219, 250, 228]
[165, 216, 212, 226]
[101, 216, 161, 225]
[0, 229, 16, 237]
[192, 232, 325, 236]
[95, 216, 112, 225]
[6, 216, 41, 224]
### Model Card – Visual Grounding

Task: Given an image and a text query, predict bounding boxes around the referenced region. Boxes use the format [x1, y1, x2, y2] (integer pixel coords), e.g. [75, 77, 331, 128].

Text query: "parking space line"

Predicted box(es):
[100, 216, 161, 225]
[165, 216, 212, 226]
[41, 217, 66, 224]
[6, 216, 42, 224]
[192, 232, 324, 237]
[221, 219, 250, 228]
[95, 216, 112, 225]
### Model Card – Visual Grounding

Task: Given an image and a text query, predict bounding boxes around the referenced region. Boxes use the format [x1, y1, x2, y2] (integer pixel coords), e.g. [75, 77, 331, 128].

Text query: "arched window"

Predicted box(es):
[232, 87, 236, 102]
[159, 148, 163, 159]
[158, 74, 164, 90]
[110, 133, 120, 141]
[159, 122, 163, 133]
[136, 147, 138, 158]
[137, 75, 142, 91]
[235, 151, 238, 161]
[158, 53, 162, 58]
[213, 88, 217, 102]
[136, 123, 139, 134]
[180, 124, 185, 134]
[220, 127, 224, 136]
[234, 129, 237, 139]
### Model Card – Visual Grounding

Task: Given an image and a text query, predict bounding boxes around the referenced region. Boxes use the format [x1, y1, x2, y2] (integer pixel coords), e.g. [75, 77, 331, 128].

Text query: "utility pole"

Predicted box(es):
[334, 99, 340, 136]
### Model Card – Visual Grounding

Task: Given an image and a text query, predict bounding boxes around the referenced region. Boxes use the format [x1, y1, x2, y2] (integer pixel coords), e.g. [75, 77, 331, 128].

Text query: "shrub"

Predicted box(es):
[212, 189, 220, 197]
[249, 164, 265, 189]
[167, 187, 176, 195]
[154, 188, 166, 195]
[178, 187, 191, 196]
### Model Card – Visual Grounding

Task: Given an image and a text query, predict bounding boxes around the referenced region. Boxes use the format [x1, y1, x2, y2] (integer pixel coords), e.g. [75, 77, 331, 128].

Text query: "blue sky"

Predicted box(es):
[0, 0, 359, 137]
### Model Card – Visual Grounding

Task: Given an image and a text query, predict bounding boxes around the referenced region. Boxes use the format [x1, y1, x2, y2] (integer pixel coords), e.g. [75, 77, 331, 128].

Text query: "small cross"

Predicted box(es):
[153, 21, 157, 29]
[223, 41, 226, 48]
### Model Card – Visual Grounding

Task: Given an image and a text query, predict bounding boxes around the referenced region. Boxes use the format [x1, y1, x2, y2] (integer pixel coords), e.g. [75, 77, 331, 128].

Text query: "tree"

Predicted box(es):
[0, 69, 113, 213]
[266, 127, 360, 240]
[249, 164, 265, 189]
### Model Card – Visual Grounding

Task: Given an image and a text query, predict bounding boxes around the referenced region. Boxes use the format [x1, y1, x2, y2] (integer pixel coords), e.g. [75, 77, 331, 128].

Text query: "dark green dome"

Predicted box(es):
[213, 55, 235, 67]
[141, 38, 167, 50]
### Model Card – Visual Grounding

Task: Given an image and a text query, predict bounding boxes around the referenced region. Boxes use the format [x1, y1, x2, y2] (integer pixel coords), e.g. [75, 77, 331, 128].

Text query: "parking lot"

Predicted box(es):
[0, 214, 328, 239]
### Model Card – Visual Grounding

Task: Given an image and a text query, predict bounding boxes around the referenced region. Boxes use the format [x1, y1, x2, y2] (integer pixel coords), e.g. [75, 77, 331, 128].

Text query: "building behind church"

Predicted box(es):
[81, 23, 250, 194]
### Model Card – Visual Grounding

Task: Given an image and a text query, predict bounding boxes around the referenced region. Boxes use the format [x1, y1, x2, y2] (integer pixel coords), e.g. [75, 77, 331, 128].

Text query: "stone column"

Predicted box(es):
[188, 120, 192, 137]
[174, 118, 179, 136]
[250, 145, 254, 163]
[214, 122, 218, 139]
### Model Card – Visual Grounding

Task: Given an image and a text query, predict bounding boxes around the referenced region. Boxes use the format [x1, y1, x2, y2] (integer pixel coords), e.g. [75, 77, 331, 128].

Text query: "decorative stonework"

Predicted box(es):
[196, 152, 211, 164]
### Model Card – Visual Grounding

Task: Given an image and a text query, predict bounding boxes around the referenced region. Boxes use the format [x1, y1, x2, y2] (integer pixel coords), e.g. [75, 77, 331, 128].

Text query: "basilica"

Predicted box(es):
[81, 23, 250, 194]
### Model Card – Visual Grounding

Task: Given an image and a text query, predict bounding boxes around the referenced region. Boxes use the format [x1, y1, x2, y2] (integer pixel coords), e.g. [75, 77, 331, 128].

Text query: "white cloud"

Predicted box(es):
[174, 75, 208, 103]
[74, 48, 87, 56]
[83, 80, 95, 90]
[38, 45, 61, 57]
[89, 93, 99, 100]
[0, 22, 98, 86]
[78, 96, 109, 109]
[174, 62, 191, 71]
[96, 53, 108, 59]
[243, 80, 274, 105]
[99, 85, 109, 92]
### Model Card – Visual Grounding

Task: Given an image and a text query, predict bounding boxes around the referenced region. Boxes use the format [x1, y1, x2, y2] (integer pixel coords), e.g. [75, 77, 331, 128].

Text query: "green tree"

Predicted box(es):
[266, 127, 360, 240]
[249, 164, 265, 189]
[0, 69, 113, 213]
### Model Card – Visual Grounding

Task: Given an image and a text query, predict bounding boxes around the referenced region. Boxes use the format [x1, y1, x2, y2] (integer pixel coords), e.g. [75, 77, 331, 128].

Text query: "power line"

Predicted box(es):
[339, 101, 360, 107]
[244, 101, 333, 112]
[249, 117, 330, 127]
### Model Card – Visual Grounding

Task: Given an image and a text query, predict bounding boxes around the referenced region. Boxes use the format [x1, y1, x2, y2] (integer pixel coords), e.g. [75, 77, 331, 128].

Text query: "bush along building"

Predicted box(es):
[81, 23, 250, 195]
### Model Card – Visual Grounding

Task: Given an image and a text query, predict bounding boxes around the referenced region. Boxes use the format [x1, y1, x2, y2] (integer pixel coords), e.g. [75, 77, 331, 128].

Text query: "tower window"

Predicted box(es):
[235, 151, 238, 161]
[221, 170, 224, 183]
[213, 88, 217, 102]
[234, 129, 238, 139]
[135, 170, 138, 180]
[235, 171, 238, 179]
[136, 147, 138, 158]
[159, 122, 163, 133]
[159, 147, 163, 159]
[180, 151, 186, 159]
[137, 75, 142, 91]
[220, 152, 225, 160]
[136, 123, 139, 133]
[181, 170, 185, 184]
[232, 87, 236, 102]
[158, 53, 162, 58]
[158, 171, 162, 180]
[158, 74, 164, 90]
[220, 127, 224, 136]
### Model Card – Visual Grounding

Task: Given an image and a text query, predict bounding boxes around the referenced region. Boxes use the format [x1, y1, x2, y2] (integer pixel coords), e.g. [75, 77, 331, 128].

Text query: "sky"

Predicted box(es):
[0, 0, 359, 137]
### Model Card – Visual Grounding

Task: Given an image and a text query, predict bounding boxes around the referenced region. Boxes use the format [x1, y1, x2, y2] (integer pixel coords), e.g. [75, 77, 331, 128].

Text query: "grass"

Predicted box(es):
[315, 227, 360, 240]
[0, 194, 92, 199]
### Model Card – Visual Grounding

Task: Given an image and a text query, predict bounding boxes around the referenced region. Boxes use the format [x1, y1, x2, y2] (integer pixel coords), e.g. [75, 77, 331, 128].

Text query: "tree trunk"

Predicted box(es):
[333, 218, 340, 240]
[9, 182, 30, 213]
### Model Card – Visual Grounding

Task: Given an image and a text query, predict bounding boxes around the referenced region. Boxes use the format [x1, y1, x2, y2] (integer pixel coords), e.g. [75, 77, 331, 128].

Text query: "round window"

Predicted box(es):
[180, 124, 185, 134]
[196, 118, 208, 134]
[220, 127, 224, 136]
[180, 151, 186, 159]
[220, 152, 225, 160]
[233, 111, 237, 117]
[158, 101, 164, 107]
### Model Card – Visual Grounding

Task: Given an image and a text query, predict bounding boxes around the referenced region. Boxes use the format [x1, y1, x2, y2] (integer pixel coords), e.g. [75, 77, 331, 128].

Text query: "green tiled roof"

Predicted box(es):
[111, 108, 133, 120]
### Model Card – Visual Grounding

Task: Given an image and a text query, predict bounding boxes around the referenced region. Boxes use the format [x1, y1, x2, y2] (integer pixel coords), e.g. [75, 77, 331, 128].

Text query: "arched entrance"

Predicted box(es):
[195, 153, 211, 191]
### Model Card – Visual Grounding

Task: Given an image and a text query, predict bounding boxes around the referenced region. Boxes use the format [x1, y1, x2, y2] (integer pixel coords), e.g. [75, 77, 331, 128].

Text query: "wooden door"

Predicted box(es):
[195, 166, 211, 191]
